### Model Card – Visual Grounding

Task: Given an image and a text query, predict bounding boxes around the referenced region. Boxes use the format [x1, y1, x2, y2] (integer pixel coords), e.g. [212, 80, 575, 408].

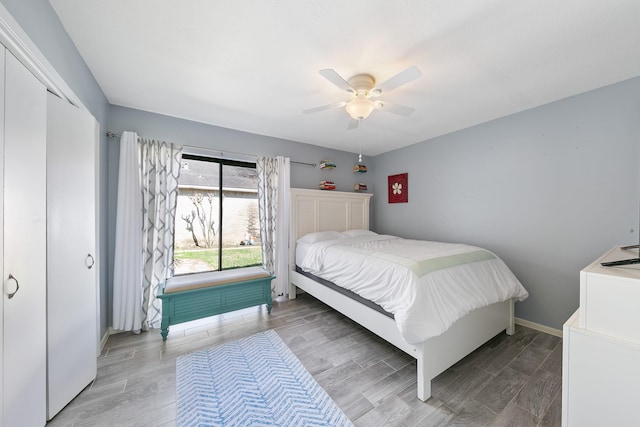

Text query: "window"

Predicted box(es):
[173, 154, 262, 275]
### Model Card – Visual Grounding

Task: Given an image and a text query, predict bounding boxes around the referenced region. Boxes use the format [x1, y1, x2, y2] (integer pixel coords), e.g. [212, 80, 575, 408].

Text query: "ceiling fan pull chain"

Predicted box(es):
[358, 121, 363, 163]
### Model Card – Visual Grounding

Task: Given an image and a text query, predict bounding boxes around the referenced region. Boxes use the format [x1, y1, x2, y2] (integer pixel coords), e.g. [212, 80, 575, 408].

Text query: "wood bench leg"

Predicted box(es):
[161, 300, 170, 341]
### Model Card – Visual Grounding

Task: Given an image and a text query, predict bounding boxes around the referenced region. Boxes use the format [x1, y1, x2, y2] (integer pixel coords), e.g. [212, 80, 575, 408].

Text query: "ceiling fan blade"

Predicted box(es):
[302, 101, 346, 115]
[374, 100, 415, 116]
[371, 66, 421, 96]
[347, 118, 360, 130]
[319, 69, 356, 94]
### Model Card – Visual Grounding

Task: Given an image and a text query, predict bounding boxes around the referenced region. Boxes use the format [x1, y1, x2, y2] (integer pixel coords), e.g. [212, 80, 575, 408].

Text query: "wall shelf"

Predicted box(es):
[353, 183, 368, 192]
[319, 160, 336, 169]
[319, 180, 336, 190]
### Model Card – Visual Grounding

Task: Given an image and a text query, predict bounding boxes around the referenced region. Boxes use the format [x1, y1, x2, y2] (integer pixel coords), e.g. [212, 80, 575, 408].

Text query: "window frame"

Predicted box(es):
[176, 153, 259, 274]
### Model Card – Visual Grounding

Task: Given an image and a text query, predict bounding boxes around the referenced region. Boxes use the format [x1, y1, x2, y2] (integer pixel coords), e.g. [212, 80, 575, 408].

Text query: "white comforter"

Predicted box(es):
[298, 234, 529, 345]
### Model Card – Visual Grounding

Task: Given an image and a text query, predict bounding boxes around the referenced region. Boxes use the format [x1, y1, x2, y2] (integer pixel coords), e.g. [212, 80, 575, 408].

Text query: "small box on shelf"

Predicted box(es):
[319, 160, 336, 169]
[353, 164, 367, 173]
[319, 180, 336, 190]
[353, 183, 367, 192]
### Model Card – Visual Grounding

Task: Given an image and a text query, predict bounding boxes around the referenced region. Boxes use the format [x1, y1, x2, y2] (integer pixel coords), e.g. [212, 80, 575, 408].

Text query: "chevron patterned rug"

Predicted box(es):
[176, 329, 353, 427]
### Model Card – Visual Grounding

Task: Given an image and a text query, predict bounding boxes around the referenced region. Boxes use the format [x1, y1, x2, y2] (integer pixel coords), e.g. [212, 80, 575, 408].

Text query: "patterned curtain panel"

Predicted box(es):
[140, 139, 183, 330]
[257, 156, 290, 296]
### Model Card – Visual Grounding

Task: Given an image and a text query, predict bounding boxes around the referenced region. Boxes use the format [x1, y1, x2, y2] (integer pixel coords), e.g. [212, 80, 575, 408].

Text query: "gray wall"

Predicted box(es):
[371, 76, 640, 330]
[0, 0, 111, 338]
[107, 105, 371, 327]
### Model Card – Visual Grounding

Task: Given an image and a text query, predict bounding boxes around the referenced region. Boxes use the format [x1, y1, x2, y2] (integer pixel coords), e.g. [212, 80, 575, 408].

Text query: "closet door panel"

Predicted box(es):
[46, 92, 98, 419]
[0, 46, 4, 424]
[3, 51, 47, 427]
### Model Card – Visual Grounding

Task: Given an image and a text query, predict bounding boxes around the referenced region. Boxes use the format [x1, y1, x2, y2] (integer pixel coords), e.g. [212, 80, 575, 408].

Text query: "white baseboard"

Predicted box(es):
[515, 317, 562, 338]
[99, 327, 128, 353]
[99, 329, 112, 353]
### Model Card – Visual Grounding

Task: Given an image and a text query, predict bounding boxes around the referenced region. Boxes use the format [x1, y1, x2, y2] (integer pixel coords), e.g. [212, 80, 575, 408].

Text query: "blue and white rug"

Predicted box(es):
[176, 329, 353, 427]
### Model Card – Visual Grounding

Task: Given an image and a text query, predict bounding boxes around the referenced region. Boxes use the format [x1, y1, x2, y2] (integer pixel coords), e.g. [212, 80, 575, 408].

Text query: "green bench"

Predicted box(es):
[157, 266, 274, 341]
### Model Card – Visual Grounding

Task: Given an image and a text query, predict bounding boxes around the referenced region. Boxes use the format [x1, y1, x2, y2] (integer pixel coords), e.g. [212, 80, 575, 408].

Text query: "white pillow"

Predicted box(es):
[295, 242, 311, 266]
[296, 231, 345, 245]
[343, 229, 377, 237]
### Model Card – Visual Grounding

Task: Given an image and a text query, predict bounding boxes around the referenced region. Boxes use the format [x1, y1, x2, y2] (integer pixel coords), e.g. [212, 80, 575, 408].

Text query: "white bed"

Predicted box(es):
[288, 188, 524, 401]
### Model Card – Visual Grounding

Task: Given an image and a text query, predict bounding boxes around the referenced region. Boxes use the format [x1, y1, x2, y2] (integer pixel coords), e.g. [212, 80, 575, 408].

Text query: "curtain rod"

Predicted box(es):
[105, 131, 316, 167]
[291, 160, 316, 167]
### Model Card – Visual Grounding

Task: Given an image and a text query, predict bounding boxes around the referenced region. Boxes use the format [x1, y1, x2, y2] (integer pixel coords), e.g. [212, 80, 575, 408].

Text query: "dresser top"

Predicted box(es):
[583, 245, 640, 280]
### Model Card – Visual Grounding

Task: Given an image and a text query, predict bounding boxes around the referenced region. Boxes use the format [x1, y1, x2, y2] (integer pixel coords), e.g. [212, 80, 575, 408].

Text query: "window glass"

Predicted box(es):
[173, 156, 261, 275]
[221, 164, 261, 270]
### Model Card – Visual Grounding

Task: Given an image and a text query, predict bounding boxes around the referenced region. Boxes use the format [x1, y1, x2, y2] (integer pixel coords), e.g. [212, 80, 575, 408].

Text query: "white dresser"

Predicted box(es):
[562, 246, 640, 427]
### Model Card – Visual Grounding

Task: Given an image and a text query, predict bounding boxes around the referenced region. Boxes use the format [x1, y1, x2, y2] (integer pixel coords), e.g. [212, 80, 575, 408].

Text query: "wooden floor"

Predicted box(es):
[47, 293, 562, 427]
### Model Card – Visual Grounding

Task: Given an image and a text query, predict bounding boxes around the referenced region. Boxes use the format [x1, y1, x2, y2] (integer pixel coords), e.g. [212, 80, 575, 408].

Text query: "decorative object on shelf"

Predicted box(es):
[319, 160, 336, 169]
[388, 173, 408, 203]
[353, 183, 367, 192]
[319, 180, 336, 190]
[353, 164, 367, 173]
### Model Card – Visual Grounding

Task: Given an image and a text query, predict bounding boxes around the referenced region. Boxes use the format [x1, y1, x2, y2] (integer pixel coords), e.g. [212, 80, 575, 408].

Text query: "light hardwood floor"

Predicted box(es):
[47, 293, 562, 426]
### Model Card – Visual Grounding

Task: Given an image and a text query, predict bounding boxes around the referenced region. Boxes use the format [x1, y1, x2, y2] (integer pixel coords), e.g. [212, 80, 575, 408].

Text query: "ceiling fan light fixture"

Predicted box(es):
[345, 95, 374, 120]
[305, 66, 420, 124]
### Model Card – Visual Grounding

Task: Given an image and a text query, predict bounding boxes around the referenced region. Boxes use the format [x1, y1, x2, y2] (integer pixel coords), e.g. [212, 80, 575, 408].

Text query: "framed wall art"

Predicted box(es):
[388, 173, 408, 203]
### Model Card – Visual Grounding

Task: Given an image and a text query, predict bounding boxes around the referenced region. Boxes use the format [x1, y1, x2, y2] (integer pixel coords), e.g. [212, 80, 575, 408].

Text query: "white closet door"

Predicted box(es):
[0, 46, 5, 427]
[46, 92, 98, 419]
[3, 51, 47, 427]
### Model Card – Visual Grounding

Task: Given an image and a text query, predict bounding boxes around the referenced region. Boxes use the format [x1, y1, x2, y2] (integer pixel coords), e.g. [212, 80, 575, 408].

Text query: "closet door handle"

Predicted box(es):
[86, 254, 95, 270]
[7, 274, 19, 299]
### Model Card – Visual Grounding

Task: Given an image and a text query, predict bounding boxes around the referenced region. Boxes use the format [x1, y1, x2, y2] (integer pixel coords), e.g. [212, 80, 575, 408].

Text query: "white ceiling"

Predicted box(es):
[49, 0, 640, 156]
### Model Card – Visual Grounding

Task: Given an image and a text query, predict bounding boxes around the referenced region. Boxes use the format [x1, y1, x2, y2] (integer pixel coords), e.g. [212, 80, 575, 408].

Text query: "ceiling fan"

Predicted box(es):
[303, 66, 422, 129]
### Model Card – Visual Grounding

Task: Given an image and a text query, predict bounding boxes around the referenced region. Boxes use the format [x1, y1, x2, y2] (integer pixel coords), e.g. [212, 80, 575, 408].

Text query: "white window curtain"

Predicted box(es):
[256, 156, 290, 296]
[112, 133, 183, 332]
[112, 131, 143, 331]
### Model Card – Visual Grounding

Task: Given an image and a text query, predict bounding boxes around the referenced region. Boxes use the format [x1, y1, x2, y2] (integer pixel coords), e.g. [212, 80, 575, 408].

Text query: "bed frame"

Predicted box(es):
[288, 188, 515, 401]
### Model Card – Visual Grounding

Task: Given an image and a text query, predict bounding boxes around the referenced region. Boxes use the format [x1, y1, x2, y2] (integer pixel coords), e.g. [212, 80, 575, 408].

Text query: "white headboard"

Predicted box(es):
[289, 188, 373, 268]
